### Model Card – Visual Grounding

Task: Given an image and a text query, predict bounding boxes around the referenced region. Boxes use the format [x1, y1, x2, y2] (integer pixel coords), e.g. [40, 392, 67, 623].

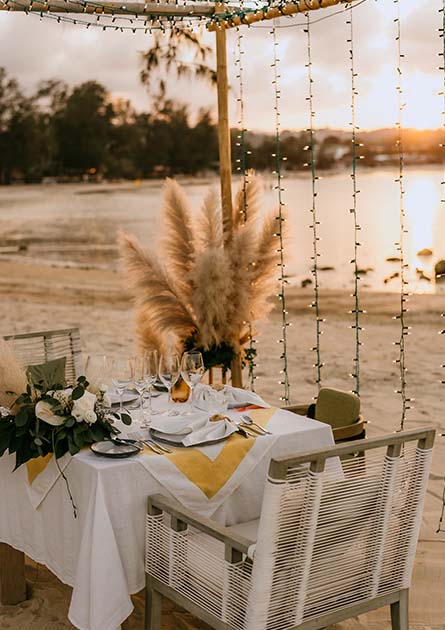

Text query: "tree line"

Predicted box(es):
[1, 66, 444, 184]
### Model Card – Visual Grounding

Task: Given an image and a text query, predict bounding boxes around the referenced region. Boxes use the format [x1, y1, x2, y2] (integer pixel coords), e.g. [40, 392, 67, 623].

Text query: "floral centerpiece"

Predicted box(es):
[119, 172, 286, 376]
[0, 340, 131, 471]
[0, 377, 131, 470]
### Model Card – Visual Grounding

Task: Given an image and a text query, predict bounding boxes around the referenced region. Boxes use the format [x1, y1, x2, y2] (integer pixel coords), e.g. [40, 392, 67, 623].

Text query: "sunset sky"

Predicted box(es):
[0, 0, 442, 131]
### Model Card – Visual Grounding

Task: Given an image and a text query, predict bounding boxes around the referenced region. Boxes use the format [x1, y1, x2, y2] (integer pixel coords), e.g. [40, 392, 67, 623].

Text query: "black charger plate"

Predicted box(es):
[91, 438, 143, 458]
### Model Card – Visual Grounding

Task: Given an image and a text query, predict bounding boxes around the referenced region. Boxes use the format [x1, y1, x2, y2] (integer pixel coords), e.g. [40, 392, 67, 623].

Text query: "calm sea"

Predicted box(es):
[0, 166, 444, 293]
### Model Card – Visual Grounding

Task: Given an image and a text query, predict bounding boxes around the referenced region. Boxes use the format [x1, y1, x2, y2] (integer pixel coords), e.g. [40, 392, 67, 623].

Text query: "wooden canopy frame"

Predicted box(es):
[0, 0, 350, 387]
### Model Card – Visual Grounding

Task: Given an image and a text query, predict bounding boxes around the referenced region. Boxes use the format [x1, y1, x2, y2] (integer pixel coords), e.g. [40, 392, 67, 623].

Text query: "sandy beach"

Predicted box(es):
[0, 256, 444, 629]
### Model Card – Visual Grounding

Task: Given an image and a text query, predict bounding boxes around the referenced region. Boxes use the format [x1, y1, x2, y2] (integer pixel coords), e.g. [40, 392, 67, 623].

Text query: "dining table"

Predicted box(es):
[0, 389, 336, 630]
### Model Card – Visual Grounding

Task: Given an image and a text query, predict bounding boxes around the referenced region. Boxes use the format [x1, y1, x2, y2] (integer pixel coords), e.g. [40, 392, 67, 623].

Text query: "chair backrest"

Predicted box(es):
[245, 428, 434, 630]
[315, 387, 360, 429]
[4, 328, 83, 386]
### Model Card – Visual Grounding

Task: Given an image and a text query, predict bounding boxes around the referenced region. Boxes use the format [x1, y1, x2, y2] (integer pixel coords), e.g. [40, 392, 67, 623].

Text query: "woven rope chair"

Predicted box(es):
[145, 428, 434, 630]
[4, 328, 83, 385]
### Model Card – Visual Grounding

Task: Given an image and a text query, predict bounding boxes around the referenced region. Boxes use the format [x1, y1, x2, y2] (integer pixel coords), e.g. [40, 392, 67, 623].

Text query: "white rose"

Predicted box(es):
[72, 390, 97, 423]
[72, 409, 84, 423]
[35, 400, 64, 426]
[84, 410, 97, 424]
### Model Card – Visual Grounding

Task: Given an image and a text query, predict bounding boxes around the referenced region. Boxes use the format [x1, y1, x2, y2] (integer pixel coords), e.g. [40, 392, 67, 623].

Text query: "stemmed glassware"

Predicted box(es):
[143, 349, 158, 422]
[158, 353, 180, 416]
[85, 354, 112, 411]
[180, 351, 204, 409]
[111, 357, 133, 415]
[131, 355, 148, 424]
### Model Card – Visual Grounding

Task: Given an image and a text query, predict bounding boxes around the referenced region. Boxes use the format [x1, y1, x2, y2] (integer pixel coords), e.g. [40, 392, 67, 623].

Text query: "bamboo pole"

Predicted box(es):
[0, 0, 215, 15]
[208, 0, 352, 31]
[215, 22, 243, 388]
[215, 24, 234, 246]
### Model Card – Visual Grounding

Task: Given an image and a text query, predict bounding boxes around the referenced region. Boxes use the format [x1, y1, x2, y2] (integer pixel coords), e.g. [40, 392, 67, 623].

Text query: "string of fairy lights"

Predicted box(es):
[271, 20, 291, 404]
[1, 0, 210, 31]
[436, 0, 445, 534]
[304, 14, 323, 391]
[234, 19, 258, 390]
[0, 0, 349, 32]
[0, 0, 372, 33]
[347, 6, 363, 396]
[393, 0, 412, 432]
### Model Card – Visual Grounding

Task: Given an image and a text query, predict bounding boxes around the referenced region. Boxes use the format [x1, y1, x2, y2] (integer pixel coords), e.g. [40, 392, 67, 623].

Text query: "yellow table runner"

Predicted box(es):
[26, 407, 276, 497]
[142, 407, 276, 499]
[27, 452, 53, 485]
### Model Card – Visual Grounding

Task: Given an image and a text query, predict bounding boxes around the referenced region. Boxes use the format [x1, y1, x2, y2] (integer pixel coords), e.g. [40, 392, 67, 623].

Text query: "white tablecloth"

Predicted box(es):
[0, 403, 335, 630]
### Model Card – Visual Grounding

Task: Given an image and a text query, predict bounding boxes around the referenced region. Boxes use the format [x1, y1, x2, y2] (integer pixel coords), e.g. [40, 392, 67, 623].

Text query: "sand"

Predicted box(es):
[0, 258, 444, 629]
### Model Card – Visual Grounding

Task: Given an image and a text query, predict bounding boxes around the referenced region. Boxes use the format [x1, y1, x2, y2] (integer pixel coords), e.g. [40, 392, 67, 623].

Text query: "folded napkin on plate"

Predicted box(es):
[193, 385, 228, 414]
[222, 385, 270, 409]
[150, 412, 237, 447]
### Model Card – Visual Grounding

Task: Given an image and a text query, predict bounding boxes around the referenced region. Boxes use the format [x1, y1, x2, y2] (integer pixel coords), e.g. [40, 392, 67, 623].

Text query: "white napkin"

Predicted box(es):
[222, 386, 270, 409]
[150, 412, 237, 447]
[193, 385, 228, 414]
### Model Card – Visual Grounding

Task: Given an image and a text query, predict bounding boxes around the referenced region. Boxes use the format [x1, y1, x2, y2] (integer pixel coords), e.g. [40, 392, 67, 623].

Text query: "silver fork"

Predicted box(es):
[143, 439, 173, 455]
[242, 415, 272, 435]
[142, 440, 163, 455]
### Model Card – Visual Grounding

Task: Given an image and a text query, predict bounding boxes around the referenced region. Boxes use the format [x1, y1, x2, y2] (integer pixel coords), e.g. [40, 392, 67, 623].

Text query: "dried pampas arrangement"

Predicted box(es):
[119, 173, 286, 373]
[0, 339, 28, 410]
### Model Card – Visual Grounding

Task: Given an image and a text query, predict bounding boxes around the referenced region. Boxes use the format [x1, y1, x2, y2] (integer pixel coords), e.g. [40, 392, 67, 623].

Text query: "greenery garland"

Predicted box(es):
[0, 376, 130, 470]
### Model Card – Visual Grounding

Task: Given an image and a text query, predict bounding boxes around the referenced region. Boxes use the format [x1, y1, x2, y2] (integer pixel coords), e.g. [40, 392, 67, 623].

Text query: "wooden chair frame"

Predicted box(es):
[145, 428, 434, 630]
[4, 327, 83, 385]
[285, 404, 366, 442]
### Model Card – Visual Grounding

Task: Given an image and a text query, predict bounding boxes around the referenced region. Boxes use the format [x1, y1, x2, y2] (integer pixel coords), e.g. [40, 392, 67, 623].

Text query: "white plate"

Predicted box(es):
[150, 428, 232, 448]
[109, 391, 139, 406]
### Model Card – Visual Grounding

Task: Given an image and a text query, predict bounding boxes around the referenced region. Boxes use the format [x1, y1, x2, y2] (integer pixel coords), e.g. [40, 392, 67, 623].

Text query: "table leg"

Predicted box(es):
[0, 543, 27, 605]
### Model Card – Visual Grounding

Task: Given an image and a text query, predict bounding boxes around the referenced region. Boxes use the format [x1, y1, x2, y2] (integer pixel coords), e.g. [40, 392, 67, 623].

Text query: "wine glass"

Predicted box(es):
[111, 357, 133, 415]
[85, 354, 109, 391]
[85, 354, 112, 410]
[131, 355, 148, 424]
[181, 351, 204, 408]
[158, 353, 180, 416]
[143, 350, 158, 420]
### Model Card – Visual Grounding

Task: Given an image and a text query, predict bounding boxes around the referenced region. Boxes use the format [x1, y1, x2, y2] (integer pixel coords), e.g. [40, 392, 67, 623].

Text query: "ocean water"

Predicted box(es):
[0, 166, 444, 293]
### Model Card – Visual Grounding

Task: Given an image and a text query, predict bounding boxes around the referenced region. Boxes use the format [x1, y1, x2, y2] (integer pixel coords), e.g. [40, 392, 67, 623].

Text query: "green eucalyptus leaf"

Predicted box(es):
[71, 386, 84, 401]
[67, 437, 80, 456]
[121, 413, 132, 426]
[15, 407, 29, 427]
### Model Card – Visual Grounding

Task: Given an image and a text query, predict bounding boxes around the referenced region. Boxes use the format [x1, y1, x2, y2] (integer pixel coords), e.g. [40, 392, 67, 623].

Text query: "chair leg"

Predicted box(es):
[145, 579, 162, 630]
[390, 590, 409, 630]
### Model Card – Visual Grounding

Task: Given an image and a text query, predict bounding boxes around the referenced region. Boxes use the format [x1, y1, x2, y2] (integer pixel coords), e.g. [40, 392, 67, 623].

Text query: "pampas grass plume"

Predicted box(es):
[0, 339, 28, 409]
[119, 172, 286, 358]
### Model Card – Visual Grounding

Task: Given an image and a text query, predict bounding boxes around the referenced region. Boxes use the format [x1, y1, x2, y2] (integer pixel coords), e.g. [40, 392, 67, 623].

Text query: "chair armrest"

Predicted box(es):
[333, 416, 366, 441]
[148, 494, 254, 556]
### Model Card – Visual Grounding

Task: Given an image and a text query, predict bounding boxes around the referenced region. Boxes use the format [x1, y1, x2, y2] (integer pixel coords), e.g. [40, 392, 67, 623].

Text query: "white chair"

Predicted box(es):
[4, 328, 83, 385]
[145, 428, 434, 630]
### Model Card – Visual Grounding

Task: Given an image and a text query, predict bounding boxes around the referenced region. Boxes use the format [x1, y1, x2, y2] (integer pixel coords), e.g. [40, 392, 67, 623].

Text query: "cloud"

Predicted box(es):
[0, 0, 443, 130]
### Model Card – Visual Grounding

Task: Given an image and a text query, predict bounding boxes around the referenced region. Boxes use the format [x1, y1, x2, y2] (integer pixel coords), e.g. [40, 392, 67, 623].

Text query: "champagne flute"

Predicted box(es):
[143, 350, 158, 420]
[181, 351, 204, 409]
[158, 353, 180, 416]
[131, 355, 147, 424]
[111, 357, 132, 416]
[85, 354, 112, 411]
